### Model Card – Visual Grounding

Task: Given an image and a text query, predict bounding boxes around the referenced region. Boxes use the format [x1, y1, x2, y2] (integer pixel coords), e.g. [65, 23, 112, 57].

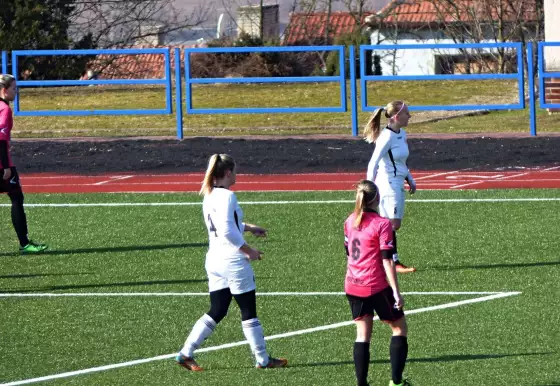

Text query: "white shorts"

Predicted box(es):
[376, 180, 406, 220]
[205, 256, 256, 295]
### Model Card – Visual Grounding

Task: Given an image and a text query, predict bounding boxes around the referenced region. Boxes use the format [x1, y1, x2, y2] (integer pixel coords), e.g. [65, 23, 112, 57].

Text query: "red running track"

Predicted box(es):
[18, 167, 560, 193]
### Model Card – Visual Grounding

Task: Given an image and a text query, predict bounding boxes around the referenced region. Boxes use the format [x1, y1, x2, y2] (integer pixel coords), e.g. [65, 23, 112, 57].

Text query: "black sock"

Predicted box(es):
[10, 192, 29, 247]
[390, 336, 408, 384]
[353, 341, 370, 386]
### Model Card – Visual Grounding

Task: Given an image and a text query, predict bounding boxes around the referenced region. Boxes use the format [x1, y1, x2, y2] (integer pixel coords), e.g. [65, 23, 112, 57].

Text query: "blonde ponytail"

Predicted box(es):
[199, 154, 236, 196]
[363, 107, 386, 143]
[353, 180, 379, 229]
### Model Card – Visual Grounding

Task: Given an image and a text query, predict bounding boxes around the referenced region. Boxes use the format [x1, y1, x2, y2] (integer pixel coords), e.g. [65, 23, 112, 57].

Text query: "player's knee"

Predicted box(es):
[207, 304, 229, 324]
[391, 219, 401, 231]
[239, 304, 257, 321]
[8, 190, 24, 205]
[389, 316, 407, 336]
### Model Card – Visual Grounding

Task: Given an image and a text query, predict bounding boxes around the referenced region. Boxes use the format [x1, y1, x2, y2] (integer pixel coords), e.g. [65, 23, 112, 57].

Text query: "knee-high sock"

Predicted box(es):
[10, 193, 29, 247]
[180, 314, 217, 357]
[390, 336, 408, 384]
[354, 341, 370, 386]
[242, 318, 269, 366]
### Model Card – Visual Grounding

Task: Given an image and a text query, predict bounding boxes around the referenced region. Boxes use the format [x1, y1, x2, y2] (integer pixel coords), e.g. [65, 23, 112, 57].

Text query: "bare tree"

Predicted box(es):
[69, 0, 210, 48]
[426, 0, 543, 74]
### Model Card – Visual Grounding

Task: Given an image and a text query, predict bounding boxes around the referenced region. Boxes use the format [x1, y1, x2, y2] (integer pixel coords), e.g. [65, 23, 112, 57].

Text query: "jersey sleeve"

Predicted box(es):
[379, 219, 394, 251]
[366, 130, 392, 181]
[212, 191, 245, 249]
[0, 108, 10, 141]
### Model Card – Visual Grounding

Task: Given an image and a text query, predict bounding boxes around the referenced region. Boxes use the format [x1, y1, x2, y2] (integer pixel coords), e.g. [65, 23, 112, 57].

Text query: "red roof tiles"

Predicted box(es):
[283, 12, 373, 45]
[370, 0, 539, 27]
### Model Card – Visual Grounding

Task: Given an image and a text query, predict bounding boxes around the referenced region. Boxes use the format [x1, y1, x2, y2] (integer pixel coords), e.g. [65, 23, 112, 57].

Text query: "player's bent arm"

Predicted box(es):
[366, 133, 392, 181]
[382, 252, 400, 295]
[243, 223, 267, 237]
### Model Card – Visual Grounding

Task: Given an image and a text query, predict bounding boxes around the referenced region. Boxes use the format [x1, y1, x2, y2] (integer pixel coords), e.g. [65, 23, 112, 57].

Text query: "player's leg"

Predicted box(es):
[231, 262, 287, 369]
[6, 169, 47, 254]
[374, 287, 409, 386]
[177, 269, 232, 371]
[379, 184, 415, 273]
[347, 294, 375, 386]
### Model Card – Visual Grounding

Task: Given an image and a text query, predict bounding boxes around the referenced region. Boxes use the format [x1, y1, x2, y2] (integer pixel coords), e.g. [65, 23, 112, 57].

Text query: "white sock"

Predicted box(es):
[242, 318, 269, 366]
[180, 314, 216, 357]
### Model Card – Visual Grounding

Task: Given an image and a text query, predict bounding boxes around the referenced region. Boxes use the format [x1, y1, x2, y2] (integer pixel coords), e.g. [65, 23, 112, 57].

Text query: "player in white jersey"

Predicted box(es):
[364, 101, 417, 274]
[176, 154, 287, 372]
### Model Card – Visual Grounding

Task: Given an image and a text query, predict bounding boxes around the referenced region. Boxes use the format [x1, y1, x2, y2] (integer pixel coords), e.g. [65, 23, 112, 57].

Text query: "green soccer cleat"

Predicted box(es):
[20, 241, 48, 254]
[390, 380, 412, 386]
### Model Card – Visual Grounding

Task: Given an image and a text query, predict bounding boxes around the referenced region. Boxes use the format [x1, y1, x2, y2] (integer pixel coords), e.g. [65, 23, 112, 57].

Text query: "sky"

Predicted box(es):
[171, 0, 391, 25]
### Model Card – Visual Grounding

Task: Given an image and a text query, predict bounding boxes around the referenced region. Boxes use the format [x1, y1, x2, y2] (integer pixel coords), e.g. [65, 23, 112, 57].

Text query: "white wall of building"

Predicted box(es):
[369, 30, 519, 75]
[544, 0, 560, 70]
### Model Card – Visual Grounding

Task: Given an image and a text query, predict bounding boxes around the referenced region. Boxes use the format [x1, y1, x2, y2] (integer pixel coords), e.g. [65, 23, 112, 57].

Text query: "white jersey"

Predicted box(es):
[203, 187, 246, 261]
[367, 127, 413, 184]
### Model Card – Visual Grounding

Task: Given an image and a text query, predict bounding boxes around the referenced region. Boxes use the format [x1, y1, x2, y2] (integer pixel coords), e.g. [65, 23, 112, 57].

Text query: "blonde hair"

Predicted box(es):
[363, 100, 405, 143]
[200, 154, 236, 196]
[0, 74, 15, 91]
[353, 179, 379, 229]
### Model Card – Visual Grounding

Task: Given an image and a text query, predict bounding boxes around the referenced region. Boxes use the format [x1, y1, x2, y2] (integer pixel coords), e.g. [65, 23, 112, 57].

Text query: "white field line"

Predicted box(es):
[450, 181, 484, 189]
[446, 174, 504, 179]
[3, 197, 560, 208]
[542, 165, 560, 171]
[407, 170, 460, 180]
[0, 291, 506, 298]
[0, 292, 521, 386]
[496, 172, 529, 180]
[93, 176, 133, 186]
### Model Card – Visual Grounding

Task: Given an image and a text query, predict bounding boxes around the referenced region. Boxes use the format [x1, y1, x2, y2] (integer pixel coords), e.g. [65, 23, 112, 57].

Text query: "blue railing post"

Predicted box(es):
[11, 51, 19, 113]
[349, 46, 359, 136]
[527, 43, 537, 136]
[174, 48, 184, 140]
[1, 51, 7, 74]
[164, 49, 173, 114]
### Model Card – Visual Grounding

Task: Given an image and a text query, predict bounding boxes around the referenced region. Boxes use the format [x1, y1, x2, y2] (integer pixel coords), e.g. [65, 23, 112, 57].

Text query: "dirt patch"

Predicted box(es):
[9, 135, 560, 175]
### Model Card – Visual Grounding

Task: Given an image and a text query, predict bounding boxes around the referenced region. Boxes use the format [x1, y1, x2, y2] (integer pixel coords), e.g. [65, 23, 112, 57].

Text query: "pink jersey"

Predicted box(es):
[0, 100, 14, 168]
[344, 210, 394, 297]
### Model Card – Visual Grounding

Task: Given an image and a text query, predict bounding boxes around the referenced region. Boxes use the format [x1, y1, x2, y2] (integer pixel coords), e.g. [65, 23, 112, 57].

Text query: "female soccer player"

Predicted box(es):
[345, 180, 410, 386]
[364, 100, 416, 273]
[0, 74, 47, 254]
[176, 154, 287, 371]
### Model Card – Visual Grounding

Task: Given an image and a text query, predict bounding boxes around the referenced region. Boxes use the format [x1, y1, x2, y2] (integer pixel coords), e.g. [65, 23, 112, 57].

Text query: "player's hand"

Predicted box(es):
[251, 226, 267, 237]
[247, 248, 263, 261]
[407, 179, 416, 194]
[2, 168, 12, 180]
[393, 291, 404, 310]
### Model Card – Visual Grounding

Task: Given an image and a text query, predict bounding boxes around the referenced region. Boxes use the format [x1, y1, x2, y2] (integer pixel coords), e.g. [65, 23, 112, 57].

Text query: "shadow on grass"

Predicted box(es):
[0, 272, 92, 279]
[290, 352, 555, 369]
[0, 242, 208, 257]
[426, 261, 560, 271]
[0, 277, 209, 293]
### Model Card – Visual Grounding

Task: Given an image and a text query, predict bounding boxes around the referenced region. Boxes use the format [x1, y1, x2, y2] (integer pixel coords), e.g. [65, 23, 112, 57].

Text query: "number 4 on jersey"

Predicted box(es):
[207, 214, 218, 237]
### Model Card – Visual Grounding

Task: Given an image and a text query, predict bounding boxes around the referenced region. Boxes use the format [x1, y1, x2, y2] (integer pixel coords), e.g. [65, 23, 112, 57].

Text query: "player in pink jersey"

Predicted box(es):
[344, 180, 410, 386]
[0, 74, 47, 254]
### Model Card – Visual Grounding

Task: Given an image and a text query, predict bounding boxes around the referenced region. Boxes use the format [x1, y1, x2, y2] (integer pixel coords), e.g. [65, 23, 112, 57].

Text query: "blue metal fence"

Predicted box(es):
[1, 51, 7, 74]
[1, 43, 558, 138]
[182, 45, 347, 115]
[10, 48, 173, 116]
[538, 42, 560, 111]
[360, 42, 525, 112]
